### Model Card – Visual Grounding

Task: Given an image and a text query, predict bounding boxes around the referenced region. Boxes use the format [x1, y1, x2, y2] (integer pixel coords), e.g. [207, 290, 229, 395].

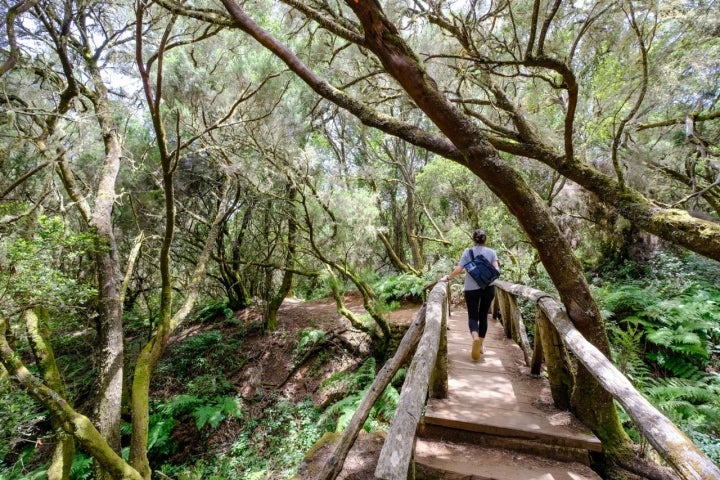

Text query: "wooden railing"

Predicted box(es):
[316, 279, 720, 480]
[374, 282, 449, 480]
[314, 282, 449, 480]
[492, 280, 720, 480]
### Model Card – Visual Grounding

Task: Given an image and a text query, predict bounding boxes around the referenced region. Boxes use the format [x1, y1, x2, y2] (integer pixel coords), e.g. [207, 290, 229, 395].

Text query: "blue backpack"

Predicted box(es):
[463, 248, 500, 288]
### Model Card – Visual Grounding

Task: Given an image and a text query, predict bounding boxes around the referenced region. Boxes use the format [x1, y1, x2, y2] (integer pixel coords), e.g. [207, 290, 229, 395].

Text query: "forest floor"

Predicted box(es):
[259, 294, 421, 480]
[156, 292, 422, 478]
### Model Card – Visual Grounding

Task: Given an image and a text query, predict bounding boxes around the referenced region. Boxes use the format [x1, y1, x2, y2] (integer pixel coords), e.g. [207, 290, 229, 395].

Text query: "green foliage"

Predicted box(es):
[0, 456, 47, 480]
[627, 292, 713, 374]
[69, 452, 93, 480]
[374, 273, 427, 303]
[164, 397, 322, 479]
[595, 251, 720, 460]
[158, 394, 242, 431]
[147, 415, 176, 456]
[192, 396, 242, 430]
[645, 376, 720, 420]
[120, 393, 243, 469]
[597, 281, 718, 376]
[196, 301, 234, 324]
[0, 378, 44, 465]
[0, 377, 48, 479]
[643, 375, 720, 464]
[597, 283, 658, 316]
[0, 215, 98, 315]
[318, 358, 400, 433]
[606, 322, 651, 386]
[186, 374, 235, 399]
[294, 329, 325, 364]
[156, 329, 243, 386]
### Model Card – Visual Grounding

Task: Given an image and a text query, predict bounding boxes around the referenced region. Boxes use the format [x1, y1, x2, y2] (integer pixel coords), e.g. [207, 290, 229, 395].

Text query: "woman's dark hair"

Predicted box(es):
[472, 229, 487, 245]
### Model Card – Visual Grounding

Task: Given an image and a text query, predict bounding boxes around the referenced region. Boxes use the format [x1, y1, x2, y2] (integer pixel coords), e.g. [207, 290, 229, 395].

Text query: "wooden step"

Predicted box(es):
[417, 423, 595, 465]
[414, 437, 602, 480]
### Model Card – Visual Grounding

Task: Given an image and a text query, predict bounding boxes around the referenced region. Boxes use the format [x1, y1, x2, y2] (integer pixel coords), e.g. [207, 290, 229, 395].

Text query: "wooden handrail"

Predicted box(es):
[313, 305, 428, 480]
[493, 280, 720, 480]
[374, 282, 448, 480]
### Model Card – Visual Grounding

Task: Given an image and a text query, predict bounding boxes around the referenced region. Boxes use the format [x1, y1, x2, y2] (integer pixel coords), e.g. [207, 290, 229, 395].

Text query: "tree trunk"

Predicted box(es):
[25, 307, 75, 480]
[51, 53, 125, 478]
[223, 202, 255, 310]
[405, 181, 422, 271]
[82, 59, 126, 478]
[265, 185, 298, 332]
[340, 0, 630, 456]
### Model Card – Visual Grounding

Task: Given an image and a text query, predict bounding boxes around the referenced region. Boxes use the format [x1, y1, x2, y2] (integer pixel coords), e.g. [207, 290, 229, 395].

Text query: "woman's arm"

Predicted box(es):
[441, 265, 464, 282]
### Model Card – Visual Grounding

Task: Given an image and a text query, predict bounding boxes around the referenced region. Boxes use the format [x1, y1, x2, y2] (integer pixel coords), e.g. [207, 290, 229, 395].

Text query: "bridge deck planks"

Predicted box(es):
[423, 308, 602, 452]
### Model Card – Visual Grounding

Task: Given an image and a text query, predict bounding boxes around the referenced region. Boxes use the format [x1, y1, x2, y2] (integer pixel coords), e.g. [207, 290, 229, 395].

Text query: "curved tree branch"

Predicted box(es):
[164, 0, 720, 262]
[0, 0, 40, 77]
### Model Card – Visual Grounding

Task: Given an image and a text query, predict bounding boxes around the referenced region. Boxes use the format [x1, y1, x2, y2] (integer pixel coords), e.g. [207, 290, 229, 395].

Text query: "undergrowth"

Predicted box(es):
[594, 251, 720, 463]
[156, 354, 401, 479]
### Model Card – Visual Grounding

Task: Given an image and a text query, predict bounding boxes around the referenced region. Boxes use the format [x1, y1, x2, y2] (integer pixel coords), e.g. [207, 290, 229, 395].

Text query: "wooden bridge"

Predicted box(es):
[314, 281, 720, 480]
[416, 306, 601, 479]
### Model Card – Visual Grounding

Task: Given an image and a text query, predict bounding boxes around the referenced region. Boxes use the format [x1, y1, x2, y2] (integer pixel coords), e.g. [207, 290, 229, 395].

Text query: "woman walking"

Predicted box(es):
[441, 229, 500, 360]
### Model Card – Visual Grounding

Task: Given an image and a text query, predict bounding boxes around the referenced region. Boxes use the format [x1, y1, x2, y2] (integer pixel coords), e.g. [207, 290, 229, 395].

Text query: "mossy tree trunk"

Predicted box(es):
[40, 7, 127, 475]
[25, 307, 75, 480]
[217, 199, 255, 311]
[129, 7, 234, 478]
[265, 184, 298, 332]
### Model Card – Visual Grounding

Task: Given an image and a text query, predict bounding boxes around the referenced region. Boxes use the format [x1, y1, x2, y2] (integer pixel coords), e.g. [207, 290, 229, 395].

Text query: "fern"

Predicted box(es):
[160, 394, 204, 417]
[646, 353, 705, 380]
[374, 273, 427, 302]
[353, 357, 377, 389]
[192, 396, 242, 430]
[597, 283, 658, 314]
[193, 405, 226, 430]
[147, 415, 176, 455]
[599, 283, 718, 377]
[294, 329, 325, 363]
[196, 301, 233, 323]
[216, 395, 242, 417]
[69, 452, 93, 480]
[595, 260, 720, 463]
[606, 322, 650, 386]
[318, 357, 400, 433]
[372, 384, 400, 423]
[154, 394, 242, 433]
[644, 376, 720, 430]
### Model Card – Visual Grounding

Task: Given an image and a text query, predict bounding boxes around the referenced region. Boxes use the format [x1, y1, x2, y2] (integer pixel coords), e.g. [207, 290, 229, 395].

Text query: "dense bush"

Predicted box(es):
[373, 273, 428, 303]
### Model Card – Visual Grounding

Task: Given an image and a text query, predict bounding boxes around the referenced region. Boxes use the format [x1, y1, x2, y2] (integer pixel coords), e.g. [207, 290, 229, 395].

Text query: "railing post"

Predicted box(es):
[535, 309, 573, 410]
[430, 285, 448, 399]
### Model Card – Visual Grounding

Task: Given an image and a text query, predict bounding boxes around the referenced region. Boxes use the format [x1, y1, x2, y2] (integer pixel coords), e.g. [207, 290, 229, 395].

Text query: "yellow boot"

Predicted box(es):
[471, 338, 484, 360]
